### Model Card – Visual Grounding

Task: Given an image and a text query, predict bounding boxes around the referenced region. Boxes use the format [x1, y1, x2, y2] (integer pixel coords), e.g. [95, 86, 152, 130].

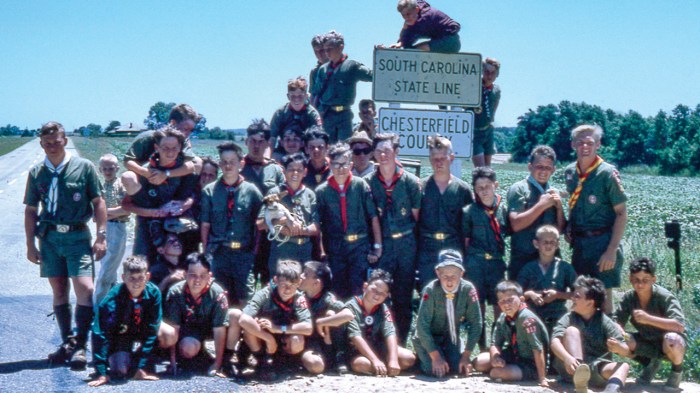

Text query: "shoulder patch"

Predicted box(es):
[469, 288, 479, 303]
[423, 293, 430, 301]
[217, 292, 229, 310]
[296, 295, 308, 310]
[522, 317, 538, 334]
[612, 169, 624, 192]
[384, 308, 394, 323]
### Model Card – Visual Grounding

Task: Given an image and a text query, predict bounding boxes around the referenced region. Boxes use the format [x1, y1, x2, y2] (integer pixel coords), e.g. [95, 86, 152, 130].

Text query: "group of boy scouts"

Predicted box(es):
[22, 1, 686, 392]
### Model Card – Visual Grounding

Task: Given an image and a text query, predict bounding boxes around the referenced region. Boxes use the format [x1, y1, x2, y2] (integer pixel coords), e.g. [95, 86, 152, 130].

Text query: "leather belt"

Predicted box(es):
[48, 224, 87, 233]
[290, 237, 309, 245]
[573, 227, 612, 238]
[468, 250, 502, 261]
[390, 229, 414, 240]
[344, 233, 368, 243]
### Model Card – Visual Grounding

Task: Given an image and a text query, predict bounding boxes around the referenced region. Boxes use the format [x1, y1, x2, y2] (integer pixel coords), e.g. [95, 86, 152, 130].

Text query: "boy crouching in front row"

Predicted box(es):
[89, 256, 161, 387]
[474, 281, 549, 387]
[316, 269, 416, 376]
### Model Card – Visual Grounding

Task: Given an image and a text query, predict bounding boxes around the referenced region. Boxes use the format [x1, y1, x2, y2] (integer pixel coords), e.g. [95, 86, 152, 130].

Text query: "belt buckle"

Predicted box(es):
[295, 238, 305, 245]
[484, 253, 492, 260]
[346, 234, 358, 242]
[229, 241, 241, 249]
[391, 232, 403, 239]
[333, 105, 344, 112]
[56, 224, 70, 233]
[434, 232, 446, 240]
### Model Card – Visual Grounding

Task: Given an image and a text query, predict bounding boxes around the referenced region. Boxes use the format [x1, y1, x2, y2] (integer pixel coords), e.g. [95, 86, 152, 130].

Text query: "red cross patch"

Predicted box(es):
[384, 309, 394, 323]
[423, 293, 430, 301]
[612, 169, 624, 192]
[522, 317, 537, 335]
[469, 288, 479, 303]
[296, 296, 308, 310]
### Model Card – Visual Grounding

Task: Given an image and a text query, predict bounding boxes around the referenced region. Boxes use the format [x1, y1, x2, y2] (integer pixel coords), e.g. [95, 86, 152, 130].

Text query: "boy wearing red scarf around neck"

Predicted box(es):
[122, 126, 198, 263]
[473, 281, 549, 387]
[461, 166, 508, 351]
[564, 124, 627, 314]
[315, 142, 382, 299]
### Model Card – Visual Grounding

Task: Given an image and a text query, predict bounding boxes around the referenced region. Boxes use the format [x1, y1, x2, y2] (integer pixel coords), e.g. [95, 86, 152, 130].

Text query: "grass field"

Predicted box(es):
[0, 136, 33, 157]
[73, 136, 700, 381]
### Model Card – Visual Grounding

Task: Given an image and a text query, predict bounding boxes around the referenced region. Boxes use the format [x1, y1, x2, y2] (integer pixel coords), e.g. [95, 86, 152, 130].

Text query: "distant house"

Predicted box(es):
[105, 122, 147, 137]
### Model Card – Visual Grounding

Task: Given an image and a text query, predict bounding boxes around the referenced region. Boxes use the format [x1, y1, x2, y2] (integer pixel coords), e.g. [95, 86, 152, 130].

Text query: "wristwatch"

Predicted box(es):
[373, 243, 383, 250]
[165, 170, 171, 178]
[97, 229, 107, 238]
[280, 325, 288, 334]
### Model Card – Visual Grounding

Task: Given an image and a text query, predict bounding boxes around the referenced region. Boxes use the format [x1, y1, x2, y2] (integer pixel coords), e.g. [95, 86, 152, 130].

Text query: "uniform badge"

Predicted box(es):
[401, 207, 407, 216]
[364, 316, 374, 325]
[469, 288, 479, 303]
[385, 309, 394, 323]
[588, 195, 597, 204]
[612, 169, 624, 192]
[315, 175, 322, 184]
[377, 207, 383, 216]
[523, 317, 537, 334]
[217, 292, 229, 310]
[118, 324, 128, 334]
[566, 174, 573, 181]
[296, 296, 308, 309]
[148, 189, 157, 197]
[73, 192, 81, 202]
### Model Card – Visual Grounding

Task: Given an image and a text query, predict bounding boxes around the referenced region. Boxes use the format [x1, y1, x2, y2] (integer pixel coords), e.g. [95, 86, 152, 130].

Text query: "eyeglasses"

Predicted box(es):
[331, 162, 350, 169]
[353, 147, 373, 156]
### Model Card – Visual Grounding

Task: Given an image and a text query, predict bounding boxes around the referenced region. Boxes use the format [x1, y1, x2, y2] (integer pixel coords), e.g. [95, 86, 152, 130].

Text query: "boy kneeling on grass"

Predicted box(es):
[233, 260, 318, 379]
[316, 269, 416, 376]
[610, 257, 686, 389]
[473, 281, 549, 387]
[551, 276, 630, 393]
[89, 256, 161, 387]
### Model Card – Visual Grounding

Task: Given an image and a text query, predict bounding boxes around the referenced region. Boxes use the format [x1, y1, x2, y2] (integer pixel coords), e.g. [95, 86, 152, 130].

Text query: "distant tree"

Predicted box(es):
[615, 111, 649, 167]
[144, 101, 175, 130]
[105, 120, 121, 133]
[208, 126, 227, 140]
[1, 124, 21, 136]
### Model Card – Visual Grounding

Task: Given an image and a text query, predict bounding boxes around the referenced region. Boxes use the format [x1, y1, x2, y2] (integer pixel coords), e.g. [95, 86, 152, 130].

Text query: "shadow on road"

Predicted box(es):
[0, 359, 50, 374]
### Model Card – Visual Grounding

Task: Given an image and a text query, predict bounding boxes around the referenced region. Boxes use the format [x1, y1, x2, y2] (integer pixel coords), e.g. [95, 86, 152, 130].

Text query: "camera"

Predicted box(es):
[665, 220, 681, 241]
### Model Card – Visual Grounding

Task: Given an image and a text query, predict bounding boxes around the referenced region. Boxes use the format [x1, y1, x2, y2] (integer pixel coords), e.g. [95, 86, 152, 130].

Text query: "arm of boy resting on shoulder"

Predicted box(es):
[315, 308, 354, 337]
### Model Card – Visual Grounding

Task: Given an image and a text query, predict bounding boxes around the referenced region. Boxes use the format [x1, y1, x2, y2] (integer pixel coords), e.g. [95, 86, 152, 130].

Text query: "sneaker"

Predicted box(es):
[47, 341, 75, 366]
[573, 363, 591, 393]
[335, 361, 348, 375]
[637, 358, 661, 385]
[69, 347, 87, 371]
[665, 370, 682, 390]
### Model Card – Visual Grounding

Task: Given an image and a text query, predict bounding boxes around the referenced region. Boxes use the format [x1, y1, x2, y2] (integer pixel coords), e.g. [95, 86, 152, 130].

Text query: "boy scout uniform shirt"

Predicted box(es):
[492, 306, 549, 362]
[164, 280, 230, 334]
[418, 175, 473, 247]
[306, 291, 345, 319]
[461, 201, 507, 258]
[414, 279, 483, 353]
[345, 296, 396, 345]
[365, 167, 421, 238]
[240, 157, 285, 196]
[474, 85, 501, 130]
[123, 130, 195, 165]
[516, 258, 577, 321]
[260, 184, 319, 243]
[564, 161, 627, 232]
[552, 310, 623, 363]
[128, 162, 198, 209]
[92, 282, 162, 376]
[507, 178, 559, 266]
[303, 161, 331, 190]
[242, 285, 311, 326]
[316, 175, 378, 239]
[24, 156, 102, 225]
[200, 179, 263, 250]
[312, 59, 373, 112]
[269, 103, 322, 140]
[614, 284, 686, 341]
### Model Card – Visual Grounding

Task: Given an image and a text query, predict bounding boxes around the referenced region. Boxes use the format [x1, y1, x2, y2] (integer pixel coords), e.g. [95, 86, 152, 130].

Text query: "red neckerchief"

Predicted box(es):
[272, 286, 296, 320]
[477, 194, 504, 252]
[283, 182, 305, 198]
[310, 158, 330, 175]
[148, 152, 178, 184]
[184, 280, 211, 323]
[224, 176, 245, 218]
[505, 303, 528, 359]
[328, 174, 353, 232]
[328, 54, 348, 75]
[244, 156, 268, 168]
[129, 293, 143, 326]
[377, 165, 403, 206]
[355, 295, 381, 316]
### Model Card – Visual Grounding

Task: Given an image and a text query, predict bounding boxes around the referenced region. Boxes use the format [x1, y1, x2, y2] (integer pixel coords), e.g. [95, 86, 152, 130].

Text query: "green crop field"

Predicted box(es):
[73, 136, 700, 381]
[0, 136, 33, 157]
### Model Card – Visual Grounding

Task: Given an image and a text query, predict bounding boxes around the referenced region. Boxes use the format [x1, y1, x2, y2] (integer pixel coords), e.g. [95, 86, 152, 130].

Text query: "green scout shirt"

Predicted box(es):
[129, 163, 198, 209]
[345, 296, 396, 346]
[312, 58, 373, 110]
[492, 306, 549, 362]
[614, 284, 686, 341]
[259, 184, 319, 244]
[552, 311, 623, 363]
[461, 200, 507, 257]
[507, 178, 559, 262]
[419, 175, 473, 243]
[306, 291, 345, 319]
[240, 157, 285, 196]
[365, 167, 421, 238]
[24, 156, 102, 225]
[200, 179, 263, 249]
[123, 130, 195, 165]
[414, 279, 483, 353]
[164, 280, 230, 332]
[316, 175, 377, 238]
[474, 84, 501, 130]
[92, 282, 162, 376]
[270, 103, 322, 140]
[242, 285, 311, 326]
[517, 258, 577, 320]
[303, 160, 331, 190]
[564, 161, 627, 232]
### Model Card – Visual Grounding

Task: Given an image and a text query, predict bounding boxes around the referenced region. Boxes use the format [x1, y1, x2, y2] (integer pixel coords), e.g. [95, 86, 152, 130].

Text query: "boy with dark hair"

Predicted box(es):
[234, 260, 318, 378]
[413, 249, 482, 377]
[89, 256, 161, 386]
[316, 269, 416, 376]
[272, 126, 305, 164]
[200, 141, 263, 306]
[365, 132, 421, 345]
[270, 76, 322, 152]
[392, 0, 461, 52]
[507, 145, 566, 280]
[472, 58, 501, 167]
[316, 142, 382, 298]
[610, 257, 686, 389]
[149, 233, 186, 296]
[473, 281, 549, 387]
[551, 276, 630, 393]
[302, 126, 332, 189]
[353, 99, 377, 137]
[257, 153, 320, 274]
[161, 252, 231, 377]
[517, 225, 576, 336]
[309, 33, 328, 107]
[462, 166, 507, 350]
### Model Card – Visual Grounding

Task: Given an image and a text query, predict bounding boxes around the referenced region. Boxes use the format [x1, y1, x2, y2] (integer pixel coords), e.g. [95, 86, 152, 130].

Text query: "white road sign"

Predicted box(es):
[373, 48, 482, 106]
[378, 108, 474, 158]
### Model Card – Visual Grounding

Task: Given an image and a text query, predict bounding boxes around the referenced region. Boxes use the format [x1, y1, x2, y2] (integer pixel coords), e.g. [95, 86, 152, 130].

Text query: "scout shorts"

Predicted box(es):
[39, 229, 93, 278]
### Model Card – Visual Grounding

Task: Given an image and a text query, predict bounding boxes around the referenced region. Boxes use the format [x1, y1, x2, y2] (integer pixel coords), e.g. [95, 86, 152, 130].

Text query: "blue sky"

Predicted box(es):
[1, 1, 698, 131]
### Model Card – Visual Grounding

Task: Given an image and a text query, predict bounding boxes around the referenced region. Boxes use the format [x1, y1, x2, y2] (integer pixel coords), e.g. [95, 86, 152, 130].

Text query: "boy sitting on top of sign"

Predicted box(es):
[391, 0, 461, 53]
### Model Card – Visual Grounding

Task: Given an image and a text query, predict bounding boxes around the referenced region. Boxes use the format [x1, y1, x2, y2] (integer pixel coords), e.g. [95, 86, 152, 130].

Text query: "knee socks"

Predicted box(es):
[53, 303, 73, 343]
[74, 305, 94, 348]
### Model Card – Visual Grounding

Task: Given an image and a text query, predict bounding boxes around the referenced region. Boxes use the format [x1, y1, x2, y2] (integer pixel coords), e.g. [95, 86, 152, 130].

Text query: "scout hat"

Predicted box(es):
[436, 249, 464, 271]
[346, 131, 373, 145]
